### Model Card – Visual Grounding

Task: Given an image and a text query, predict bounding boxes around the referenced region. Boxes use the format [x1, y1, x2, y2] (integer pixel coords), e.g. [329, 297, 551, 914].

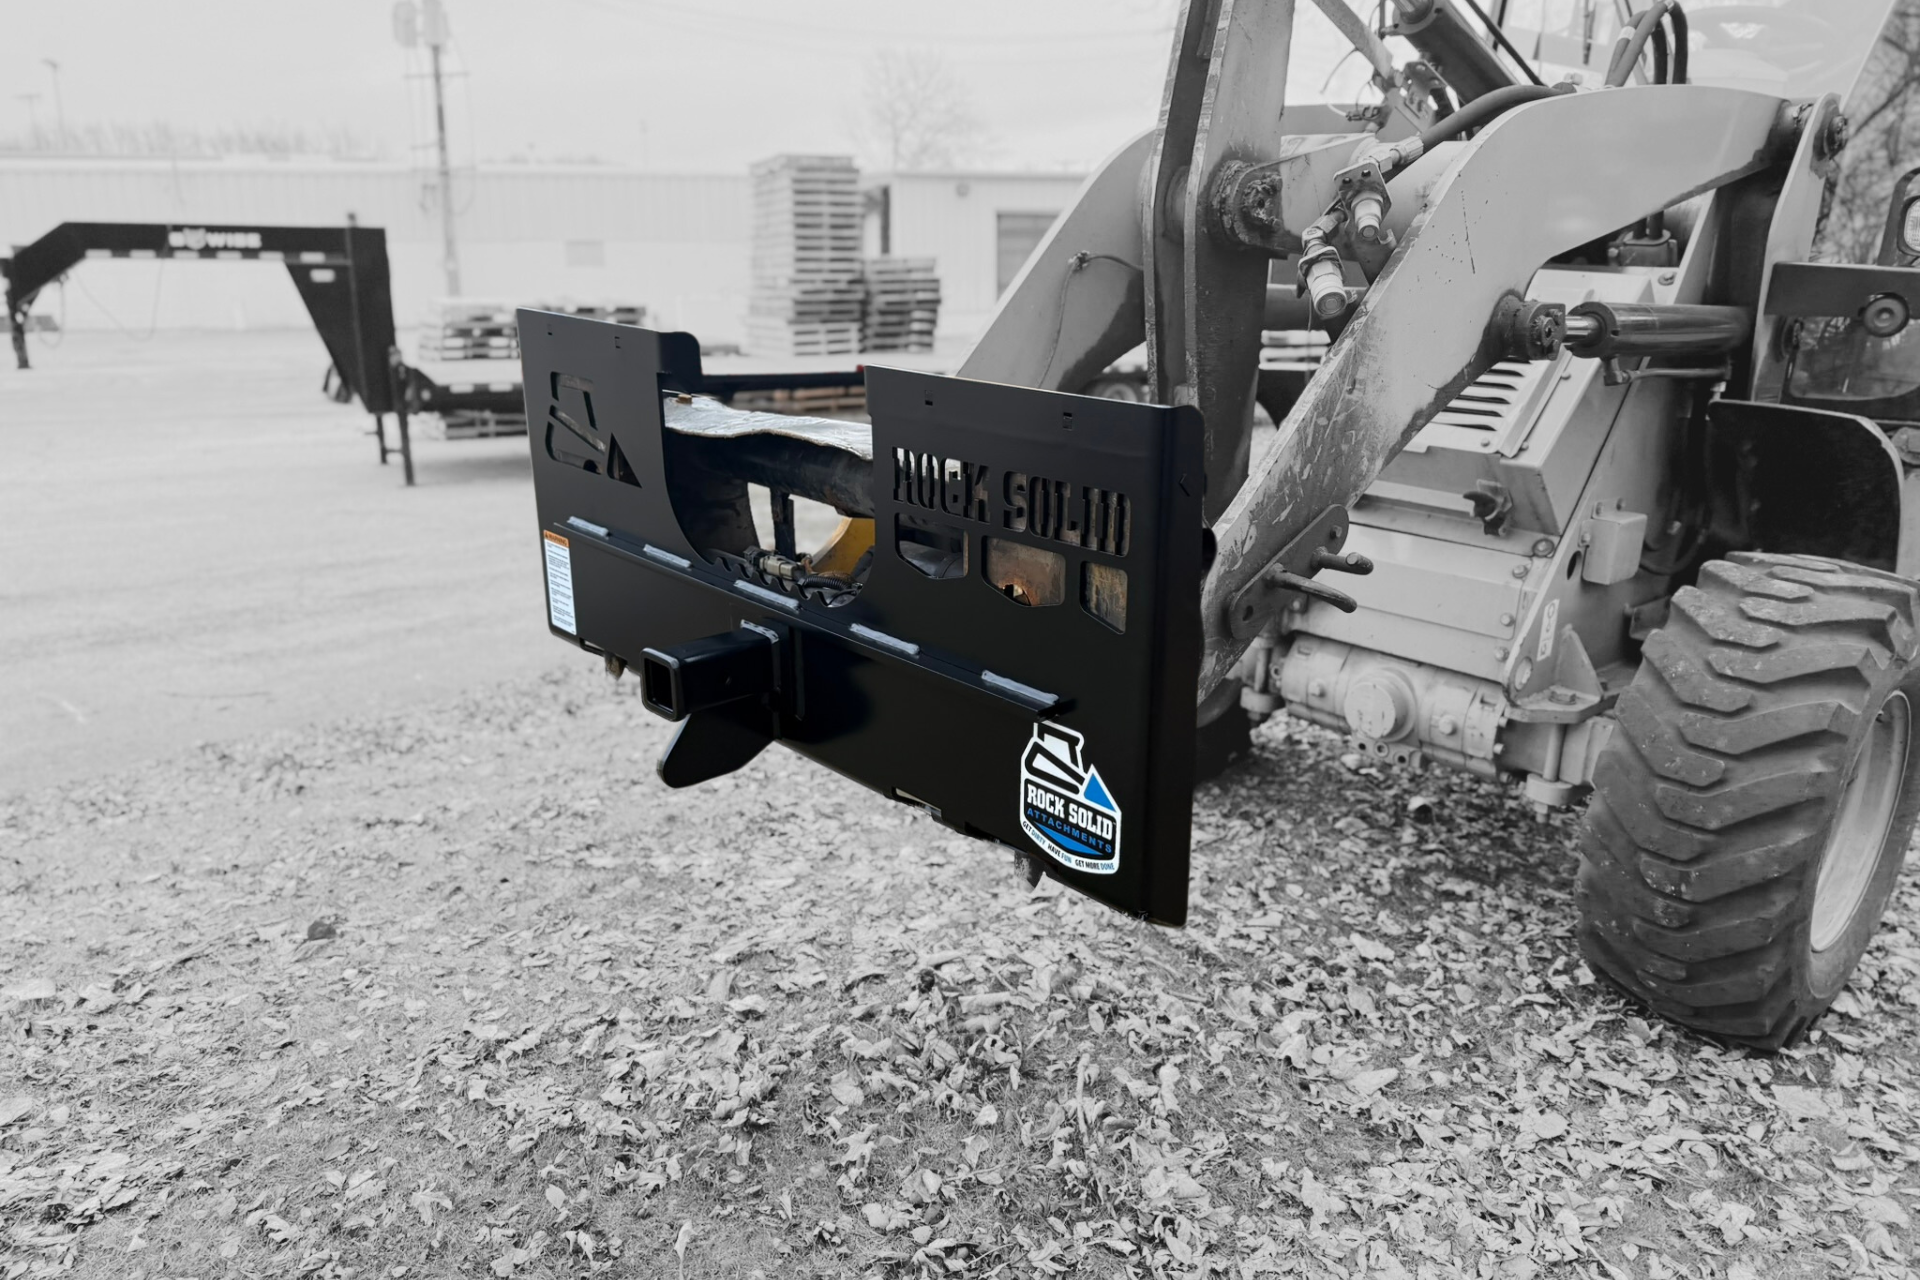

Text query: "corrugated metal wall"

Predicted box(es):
[0, 158, 753, 340]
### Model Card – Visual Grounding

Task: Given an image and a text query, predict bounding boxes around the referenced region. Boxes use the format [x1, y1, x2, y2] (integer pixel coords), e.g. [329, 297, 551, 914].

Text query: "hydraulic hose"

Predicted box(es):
[1415, 82, 1570, 152]
[1607, 4, 1665, 84]
[1668, 4, 1690, 84]
[1608, 1, 1688, 87]
[1359, 82, 1571, 185]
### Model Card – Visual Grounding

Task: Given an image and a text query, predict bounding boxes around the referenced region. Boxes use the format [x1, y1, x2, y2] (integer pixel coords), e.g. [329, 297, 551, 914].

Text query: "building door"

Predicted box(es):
[996, 211, 1060, 297]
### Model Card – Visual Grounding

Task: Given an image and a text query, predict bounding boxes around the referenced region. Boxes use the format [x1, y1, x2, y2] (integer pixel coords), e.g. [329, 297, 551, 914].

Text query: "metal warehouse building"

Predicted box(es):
[1, 156, 1085, 351]
[862, 170, 1089, 342]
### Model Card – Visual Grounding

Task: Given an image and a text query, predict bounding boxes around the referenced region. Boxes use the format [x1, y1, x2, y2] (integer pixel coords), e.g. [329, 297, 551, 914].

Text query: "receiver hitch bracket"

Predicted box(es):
[522, 311, 1207, 924]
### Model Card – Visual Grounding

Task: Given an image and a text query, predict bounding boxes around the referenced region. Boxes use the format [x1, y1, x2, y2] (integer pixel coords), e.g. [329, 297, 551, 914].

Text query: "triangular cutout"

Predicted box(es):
[606, 434, 642, 487]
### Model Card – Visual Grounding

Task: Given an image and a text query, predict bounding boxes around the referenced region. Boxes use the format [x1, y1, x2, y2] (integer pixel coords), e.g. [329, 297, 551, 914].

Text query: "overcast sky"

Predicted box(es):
[0, 0, 1367, 172]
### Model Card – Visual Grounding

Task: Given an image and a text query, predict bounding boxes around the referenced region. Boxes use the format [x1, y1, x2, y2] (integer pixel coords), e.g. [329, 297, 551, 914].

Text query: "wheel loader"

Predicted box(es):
[518, 0, 1920, 1049]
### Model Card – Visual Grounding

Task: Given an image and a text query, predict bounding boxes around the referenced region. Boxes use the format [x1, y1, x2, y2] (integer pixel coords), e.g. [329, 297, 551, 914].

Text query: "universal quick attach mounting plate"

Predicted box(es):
[520, 311, 1204, 924]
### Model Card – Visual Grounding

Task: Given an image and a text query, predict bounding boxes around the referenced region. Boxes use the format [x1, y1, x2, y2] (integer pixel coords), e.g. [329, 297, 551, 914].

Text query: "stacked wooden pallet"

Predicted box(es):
[859, 257, 940, 353]
[747, 155, 863, 358]
[417, 300, 647, 363]
[441, 408, 527, 441]
[419, 300, 519, 362]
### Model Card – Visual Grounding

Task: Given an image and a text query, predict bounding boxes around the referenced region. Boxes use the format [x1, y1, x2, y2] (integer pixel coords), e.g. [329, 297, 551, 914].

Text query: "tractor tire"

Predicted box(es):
[1578, 552, 1920, 1050]
[1194, 701, 1252, 784]
[1083, 375, 1147, 402]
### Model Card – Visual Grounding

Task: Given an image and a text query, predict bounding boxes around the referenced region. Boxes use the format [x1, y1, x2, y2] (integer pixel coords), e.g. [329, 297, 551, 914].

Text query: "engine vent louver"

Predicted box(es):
[1431, 362, 1535, 430]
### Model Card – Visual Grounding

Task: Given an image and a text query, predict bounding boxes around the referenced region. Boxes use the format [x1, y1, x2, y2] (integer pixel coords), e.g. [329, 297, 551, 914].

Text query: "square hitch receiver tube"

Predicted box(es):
[640, 627, 778, 722]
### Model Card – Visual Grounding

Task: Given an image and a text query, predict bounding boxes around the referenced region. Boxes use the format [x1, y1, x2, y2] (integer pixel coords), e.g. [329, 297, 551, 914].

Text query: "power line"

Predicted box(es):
[563, 0, 1170, 56]
[638, 0, 1171, 46]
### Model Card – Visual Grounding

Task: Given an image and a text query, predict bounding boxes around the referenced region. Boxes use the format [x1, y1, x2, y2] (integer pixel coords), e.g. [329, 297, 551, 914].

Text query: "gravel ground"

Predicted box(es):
[0, 330, 549, 795]
[8, 333, 1920, 1279]
[6, 658, 1920, 1279]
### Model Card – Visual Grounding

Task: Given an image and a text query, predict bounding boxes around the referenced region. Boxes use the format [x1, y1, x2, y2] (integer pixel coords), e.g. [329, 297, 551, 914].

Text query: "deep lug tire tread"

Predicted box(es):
[1577, 552, 1920, 1050]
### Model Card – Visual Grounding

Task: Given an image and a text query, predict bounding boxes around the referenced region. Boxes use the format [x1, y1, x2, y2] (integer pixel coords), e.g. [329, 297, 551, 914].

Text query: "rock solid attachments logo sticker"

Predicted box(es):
[1019, 723, 1121, 875]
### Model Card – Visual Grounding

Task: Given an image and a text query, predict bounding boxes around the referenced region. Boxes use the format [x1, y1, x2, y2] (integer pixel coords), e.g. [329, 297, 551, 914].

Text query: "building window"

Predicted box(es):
[566, 240, 605, 268]
[996, 212, 1059, 297]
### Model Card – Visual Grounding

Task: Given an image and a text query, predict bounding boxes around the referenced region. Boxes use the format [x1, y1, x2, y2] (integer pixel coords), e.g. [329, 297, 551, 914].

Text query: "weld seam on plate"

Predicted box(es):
[642, 544, 692, 570]
[734, 580, 800, 612]
[850, 623, 920, 656]
[567, 516, 610, 537]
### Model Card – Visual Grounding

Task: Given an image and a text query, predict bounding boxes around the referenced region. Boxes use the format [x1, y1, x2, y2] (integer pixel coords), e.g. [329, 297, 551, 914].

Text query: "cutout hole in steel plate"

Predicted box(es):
[1082, 562, 1127, 632]
[895, 512, 968, 579]
[985, 537, 1065, 606]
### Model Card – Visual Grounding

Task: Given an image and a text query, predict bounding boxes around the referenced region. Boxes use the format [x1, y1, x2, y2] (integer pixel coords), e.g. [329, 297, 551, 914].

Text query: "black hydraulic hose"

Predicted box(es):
[1650, 19, 1669, 86]
[1414, 82, 1568, 151]
[1667, 3, 1689, 84]
[1608, 1, 1687, 87]
[1606, 4, 1662, 84]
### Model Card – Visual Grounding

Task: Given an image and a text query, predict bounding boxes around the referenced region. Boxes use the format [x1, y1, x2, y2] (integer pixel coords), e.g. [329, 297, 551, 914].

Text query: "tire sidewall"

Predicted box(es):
[1806, 664, 1920, 1001]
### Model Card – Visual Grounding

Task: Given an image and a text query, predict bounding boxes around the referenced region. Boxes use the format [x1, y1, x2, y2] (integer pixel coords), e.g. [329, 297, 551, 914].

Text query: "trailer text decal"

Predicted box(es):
[168, 228, 264, 251]
[1019, 723, 1121, 875]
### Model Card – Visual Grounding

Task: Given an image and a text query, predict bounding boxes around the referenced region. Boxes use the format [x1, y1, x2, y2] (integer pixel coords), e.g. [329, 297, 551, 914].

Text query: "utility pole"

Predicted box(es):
[40, 60, 64, 148]
[17, 93, 41, 144]
[394, 0, 461, 296]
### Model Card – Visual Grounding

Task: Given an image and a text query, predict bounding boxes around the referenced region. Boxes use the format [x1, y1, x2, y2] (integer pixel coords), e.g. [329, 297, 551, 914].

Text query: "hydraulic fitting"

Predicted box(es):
[1299, 246, 1350, 320]
[1298, 208, 1352, 321]
[1331, 154, 1397, 273]
[1351, 190, 1387, 243]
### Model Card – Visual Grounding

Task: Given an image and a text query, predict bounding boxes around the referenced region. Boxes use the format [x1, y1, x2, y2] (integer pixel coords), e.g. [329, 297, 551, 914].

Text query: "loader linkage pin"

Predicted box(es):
[1224, 505, 1374, 640]
[1263, 569, 1359, 614]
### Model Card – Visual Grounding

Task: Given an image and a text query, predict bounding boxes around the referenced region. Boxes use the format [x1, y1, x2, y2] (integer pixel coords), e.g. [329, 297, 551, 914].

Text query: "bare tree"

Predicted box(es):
[855, 49, 985, 172]
[1821, 0, 1920, 261]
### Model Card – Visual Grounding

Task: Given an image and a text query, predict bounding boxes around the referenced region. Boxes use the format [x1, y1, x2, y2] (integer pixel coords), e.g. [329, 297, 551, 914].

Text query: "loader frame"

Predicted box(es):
[519, 0, 1920, 972]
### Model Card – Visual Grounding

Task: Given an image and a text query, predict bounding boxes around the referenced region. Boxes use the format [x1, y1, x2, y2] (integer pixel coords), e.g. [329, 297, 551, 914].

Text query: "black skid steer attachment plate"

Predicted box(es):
[521, 311, 1204, 924]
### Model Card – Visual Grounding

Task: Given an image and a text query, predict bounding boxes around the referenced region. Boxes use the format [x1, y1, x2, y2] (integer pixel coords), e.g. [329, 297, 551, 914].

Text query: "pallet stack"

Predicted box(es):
[416, 300, 647, 364]
[747, 155, 864, 358]
[416, 300, 644, 440]
[858, 257, 940, 353]
[418, 301, 519, 362]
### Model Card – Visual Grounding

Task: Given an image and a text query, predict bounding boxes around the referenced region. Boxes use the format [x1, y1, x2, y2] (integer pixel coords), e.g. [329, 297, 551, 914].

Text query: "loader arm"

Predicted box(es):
[953, 0, 1888, 696]
[955, 130, 1155, 393]
[1196, 85, 1793, 694]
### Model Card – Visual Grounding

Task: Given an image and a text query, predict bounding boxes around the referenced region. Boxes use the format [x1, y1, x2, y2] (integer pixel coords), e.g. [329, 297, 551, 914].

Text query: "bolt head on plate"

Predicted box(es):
[1863, 292, 1910, 339]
